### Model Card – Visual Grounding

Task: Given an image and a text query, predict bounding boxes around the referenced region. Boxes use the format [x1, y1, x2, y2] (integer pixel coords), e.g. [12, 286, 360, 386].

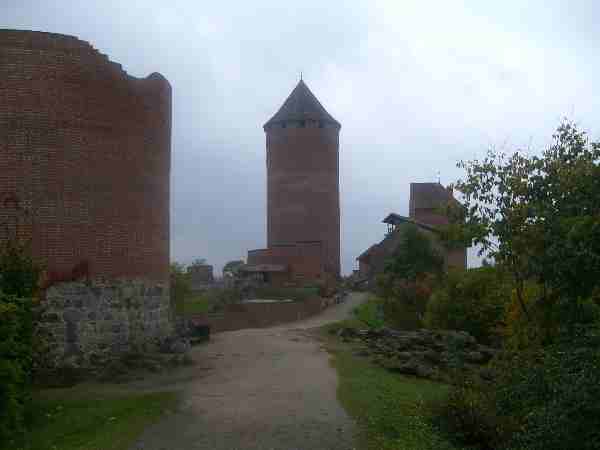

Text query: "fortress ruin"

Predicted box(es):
[0, 29, 172, 368]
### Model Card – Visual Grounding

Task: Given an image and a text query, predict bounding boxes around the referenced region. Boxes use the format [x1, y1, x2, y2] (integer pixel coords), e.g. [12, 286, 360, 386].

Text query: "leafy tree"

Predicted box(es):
[377, 224, 444, 328]
[223, 260, 244, 278]
[453, 121, 600, 319]
[169, 262, 191, 314]
[384, 224, 444, 282]
[190, 258, 207, 267]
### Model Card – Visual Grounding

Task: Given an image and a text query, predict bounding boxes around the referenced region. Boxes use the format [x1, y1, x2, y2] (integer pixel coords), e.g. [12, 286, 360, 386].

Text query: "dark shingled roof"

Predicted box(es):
[382, 213, 438, 232]
[264, 80, 340, 129]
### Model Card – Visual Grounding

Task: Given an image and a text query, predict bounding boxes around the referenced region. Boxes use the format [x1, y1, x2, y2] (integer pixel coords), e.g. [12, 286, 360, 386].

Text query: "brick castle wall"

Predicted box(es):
[0, 30, 171, 282]
[0, 30, 172, 368]
[266, 123, 340, 277]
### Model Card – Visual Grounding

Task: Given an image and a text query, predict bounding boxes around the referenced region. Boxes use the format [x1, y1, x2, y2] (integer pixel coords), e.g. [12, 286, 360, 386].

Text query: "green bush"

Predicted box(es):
[424, 267, 510, 344]
[0, 239, 41, 298]
[375, 224, 444, 330]
[0, 294, 33, 447]
[169, 263, 191, 315]
[380, 275, 436, 330]
[433, 323, 600, 450]
[352, 296, 384, 329]
[0, 239, 41, 447]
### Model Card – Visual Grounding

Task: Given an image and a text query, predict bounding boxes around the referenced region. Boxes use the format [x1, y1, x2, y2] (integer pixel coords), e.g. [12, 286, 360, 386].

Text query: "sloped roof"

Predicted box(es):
[264, 80, 340, 129]
[410, 183, 456, 210]
[382, 213, 438, 232]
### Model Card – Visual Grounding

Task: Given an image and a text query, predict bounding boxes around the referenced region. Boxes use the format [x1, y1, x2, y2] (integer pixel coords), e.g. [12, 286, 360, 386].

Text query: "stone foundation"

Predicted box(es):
[36, 278, 172, 369]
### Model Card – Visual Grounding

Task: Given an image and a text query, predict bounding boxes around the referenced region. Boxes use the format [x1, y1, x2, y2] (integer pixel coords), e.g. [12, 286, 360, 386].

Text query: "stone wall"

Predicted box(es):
[37, 278, 172, 369]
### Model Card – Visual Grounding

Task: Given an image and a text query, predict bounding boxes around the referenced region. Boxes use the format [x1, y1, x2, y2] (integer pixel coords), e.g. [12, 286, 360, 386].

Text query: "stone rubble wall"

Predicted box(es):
[36, 278, 172, 369]
[337, 327, 497, 382]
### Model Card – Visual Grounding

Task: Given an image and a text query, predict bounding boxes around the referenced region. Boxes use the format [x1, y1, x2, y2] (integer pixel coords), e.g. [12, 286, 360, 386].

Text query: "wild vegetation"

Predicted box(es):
[0, 238, 40, 448]
[431, 121, 600, 450]
[0, 241, 177, 449]
[333, 122, 600, 450]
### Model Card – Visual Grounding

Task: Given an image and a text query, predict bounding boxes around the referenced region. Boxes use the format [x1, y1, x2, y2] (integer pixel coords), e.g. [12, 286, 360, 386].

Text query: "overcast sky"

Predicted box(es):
[3, 1, 599, 275]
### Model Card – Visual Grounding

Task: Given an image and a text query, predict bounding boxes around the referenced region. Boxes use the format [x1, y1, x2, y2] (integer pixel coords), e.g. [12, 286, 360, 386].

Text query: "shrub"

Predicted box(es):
[0, 239, 41, 298]
[433, 323, 600, 450]
[170, 262, 191, 315]
[352, 296, 384, 329]
[504, 286, 600, 350]
[0, 294, 33, 447]
[424, 267, 510, 344]
[380, 276, 435, 330]
[0, 239, 41, 447]
[376, 224, 444, 330]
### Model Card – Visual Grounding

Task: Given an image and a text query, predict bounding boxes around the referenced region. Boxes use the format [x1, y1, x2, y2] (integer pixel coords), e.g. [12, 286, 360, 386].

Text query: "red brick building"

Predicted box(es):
[245, 79, 341, 284]
[0, 30, 172, 368]
[245, 242, 325, 286]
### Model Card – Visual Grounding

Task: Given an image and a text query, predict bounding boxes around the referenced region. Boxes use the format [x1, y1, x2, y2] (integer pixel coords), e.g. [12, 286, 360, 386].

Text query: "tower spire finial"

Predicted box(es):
[300, 71, 302, 81]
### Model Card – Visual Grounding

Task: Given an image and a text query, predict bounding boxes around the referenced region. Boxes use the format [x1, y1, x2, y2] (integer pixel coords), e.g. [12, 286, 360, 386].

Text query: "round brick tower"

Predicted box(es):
[0, 30, 172, 367]
[264, 80, 341, 277]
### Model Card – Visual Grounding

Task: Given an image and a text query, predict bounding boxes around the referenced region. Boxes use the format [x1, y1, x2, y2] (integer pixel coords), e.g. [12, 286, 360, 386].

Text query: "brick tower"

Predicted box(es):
[263, 80, 341, 277]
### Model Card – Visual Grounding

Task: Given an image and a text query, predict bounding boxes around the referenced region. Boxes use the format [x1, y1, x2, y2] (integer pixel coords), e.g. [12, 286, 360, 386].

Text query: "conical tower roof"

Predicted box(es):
[264, 80, 340, 129]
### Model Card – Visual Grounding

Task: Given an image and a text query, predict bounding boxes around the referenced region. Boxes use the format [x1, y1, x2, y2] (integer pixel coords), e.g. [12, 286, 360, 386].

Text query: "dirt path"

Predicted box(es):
[130, 292, 366, 450]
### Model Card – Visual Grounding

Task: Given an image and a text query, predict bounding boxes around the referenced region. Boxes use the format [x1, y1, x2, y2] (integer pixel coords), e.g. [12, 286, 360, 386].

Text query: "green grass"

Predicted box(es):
[323, 327, 462, 450]
[181, 293, 211, 314]
[15, 387, 178, 450]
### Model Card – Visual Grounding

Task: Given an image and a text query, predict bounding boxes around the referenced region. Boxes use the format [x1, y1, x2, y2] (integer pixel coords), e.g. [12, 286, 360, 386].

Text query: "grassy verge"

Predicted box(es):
[15, 387, 178, 450]
[181, 292, 211, 314]
[322, 326, 462, 450]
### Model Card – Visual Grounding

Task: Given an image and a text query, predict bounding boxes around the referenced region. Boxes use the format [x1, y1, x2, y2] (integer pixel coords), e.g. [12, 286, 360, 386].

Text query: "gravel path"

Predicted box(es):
[130, 292, 366, 450]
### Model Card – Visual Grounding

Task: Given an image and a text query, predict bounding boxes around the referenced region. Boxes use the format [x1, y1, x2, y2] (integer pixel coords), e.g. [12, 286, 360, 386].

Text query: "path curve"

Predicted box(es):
[131, 292, 366, 450]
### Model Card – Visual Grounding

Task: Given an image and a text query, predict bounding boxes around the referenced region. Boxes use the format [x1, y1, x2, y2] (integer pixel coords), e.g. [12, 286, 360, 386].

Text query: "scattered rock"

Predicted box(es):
[479, 367, 496, 382]
[338, 326, 498, 381]
[465, 351, 486, 364]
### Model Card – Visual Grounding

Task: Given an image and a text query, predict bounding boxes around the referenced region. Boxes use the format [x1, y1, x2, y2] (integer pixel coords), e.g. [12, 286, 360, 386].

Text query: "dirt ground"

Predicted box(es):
[128, 292, 367, 450]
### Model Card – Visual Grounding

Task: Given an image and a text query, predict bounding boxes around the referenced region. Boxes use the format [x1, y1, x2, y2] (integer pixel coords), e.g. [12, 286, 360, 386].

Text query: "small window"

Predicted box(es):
[299, 120, 306, 128]
[318, 121, 324, 128]
[281, 122, 286, 128]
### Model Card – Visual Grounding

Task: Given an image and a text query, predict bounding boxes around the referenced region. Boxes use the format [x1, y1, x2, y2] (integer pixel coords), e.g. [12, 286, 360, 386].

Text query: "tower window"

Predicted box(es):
[318, 121, 324, 128]
[281, 122, 286, 128]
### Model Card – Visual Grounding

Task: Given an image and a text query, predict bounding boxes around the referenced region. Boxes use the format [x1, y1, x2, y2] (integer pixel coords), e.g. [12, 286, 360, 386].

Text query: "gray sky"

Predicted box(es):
[3, 1, 600, 275]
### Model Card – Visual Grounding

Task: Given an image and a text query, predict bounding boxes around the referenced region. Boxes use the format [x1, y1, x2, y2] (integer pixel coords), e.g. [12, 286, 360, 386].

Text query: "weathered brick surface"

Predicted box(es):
[0, 30, 171, 282]
[265, 124, 340, 278]
[248, 242, 325, 282]
[0, 30, 172, 367]
[190, 296, 329, 333]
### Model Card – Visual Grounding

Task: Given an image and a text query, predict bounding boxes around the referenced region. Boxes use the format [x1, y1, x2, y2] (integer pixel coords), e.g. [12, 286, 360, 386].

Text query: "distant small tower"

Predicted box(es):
[263, 80, 341, 277]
